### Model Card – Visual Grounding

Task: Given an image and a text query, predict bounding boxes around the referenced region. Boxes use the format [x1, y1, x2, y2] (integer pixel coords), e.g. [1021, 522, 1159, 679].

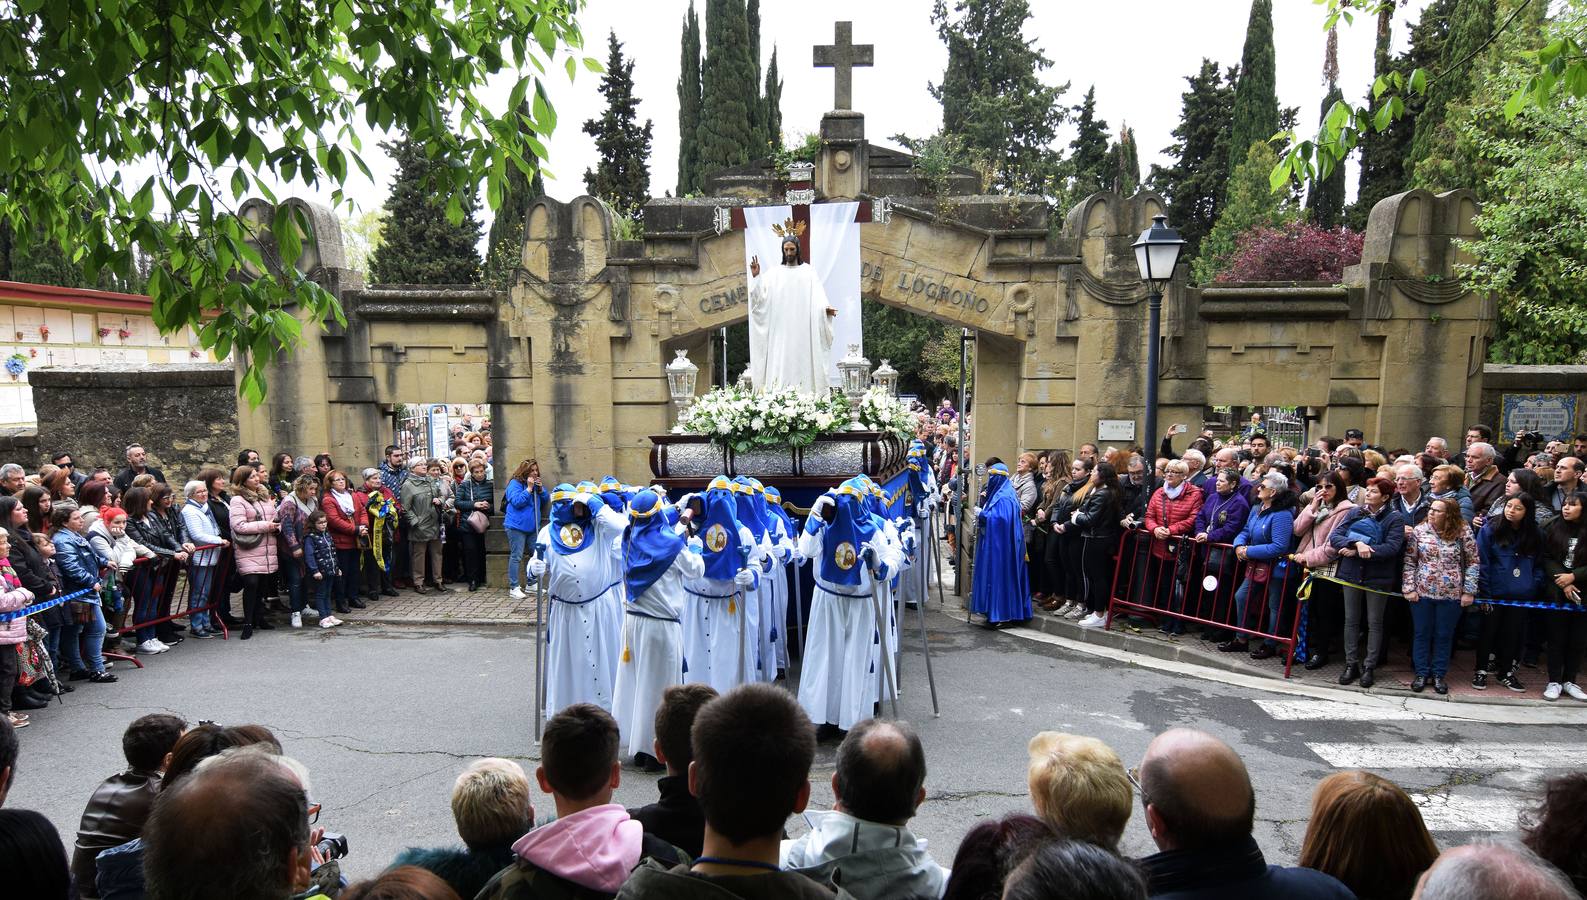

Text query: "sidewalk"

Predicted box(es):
[336, 583, 535, 626]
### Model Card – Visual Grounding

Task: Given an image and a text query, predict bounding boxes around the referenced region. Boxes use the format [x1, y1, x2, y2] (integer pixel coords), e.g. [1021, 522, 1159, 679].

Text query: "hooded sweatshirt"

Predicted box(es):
[779, 811, 947, 900]
[512, 803, 644, 894]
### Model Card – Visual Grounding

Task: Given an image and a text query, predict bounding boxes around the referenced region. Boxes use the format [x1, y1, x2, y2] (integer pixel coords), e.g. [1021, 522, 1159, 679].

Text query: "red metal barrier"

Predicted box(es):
[109, 544, 235, 667]
[1104, 529, 1304, 677]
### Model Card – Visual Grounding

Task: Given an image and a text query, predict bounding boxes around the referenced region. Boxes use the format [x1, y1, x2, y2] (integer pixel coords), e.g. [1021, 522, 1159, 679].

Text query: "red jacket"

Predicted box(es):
[1143, 483, 1205, 561]
[321, 491, 369, 551]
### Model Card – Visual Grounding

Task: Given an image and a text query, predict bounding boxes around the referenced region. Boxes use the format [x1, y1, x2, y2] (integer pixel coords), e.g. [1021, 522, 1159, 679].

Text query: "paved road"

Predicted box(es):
[10, 608, 1587, 883]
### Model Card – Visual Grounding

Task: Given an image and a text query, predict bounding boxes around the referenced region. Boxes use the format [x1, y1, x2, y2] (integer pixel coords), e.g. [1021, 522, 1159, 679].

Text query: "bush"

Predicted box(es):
[1217, 222, 1364, 283]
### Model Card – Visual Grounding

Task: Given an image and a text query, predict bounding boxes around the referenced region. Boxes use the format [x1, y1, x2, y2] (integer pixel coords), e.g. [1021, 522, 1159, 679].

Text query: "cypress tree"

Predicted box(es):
[583, 31, 654, 214]
[1406, 0, 1494, 183]
[929, 0, 1068, 196]
[484, 100, 547, 289]
[1227, 0, 1279, 177]
[1106, 124, 1140, 196]
[696, 0, 758, 177]
[1193, 141, 1293, 283]
[746, 0, 764, 150]
[1306, 85, 1347, 227]
[1306, 29, 1346, 228]
[371, 137, 483, 285]
[764, 46, 784, 152]
[1349, 0, 1451, 228]
[676, 1, 703, 195]
[1067, 86, 1111, 200]
[1148, 59, 1237, 257]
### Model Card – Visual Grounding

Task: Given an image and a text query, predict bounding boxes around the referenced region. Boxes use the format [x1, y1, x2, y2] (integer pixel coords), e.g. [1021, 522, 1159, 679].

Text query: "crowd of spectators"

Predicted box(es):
[3, 685, 1585, 900]
[1000, 422, 1587, 699]
[0, 430, 554, 732]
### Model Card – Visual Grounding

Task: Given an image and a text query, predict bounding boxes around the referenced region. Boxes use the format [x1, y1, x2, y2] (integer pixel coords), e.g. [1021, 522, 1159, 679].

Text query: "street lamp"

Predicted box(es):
[871, 358, 899, 398]
[666, 348, 699, 429]
[838, 344, 871, 431]
[1131, 213, 1185, 472]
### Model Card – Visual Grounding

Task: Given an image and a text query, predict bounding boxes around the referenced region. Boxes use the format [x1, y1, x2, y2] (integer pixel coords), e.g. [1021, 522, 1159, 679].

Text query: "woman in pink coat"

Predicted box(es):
[0, 527, 37, 728]
[1290, 471, 1356, 671]
[228, 465, 280, 639]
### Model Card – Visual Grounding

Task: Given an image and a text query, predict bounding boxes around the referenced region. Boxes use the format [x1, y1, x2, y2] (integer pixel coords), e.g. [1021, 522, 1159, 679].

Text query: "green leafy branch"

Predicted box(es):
[0, 0, 601, 404]
[1272, 0, 1585, 191]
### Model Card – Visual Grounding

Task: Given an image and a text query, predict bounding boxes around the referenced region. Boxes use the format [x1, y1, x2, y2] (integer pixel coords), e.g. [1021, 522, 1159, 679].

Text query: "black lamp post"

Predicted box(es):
[1131, 214, 1185, 470]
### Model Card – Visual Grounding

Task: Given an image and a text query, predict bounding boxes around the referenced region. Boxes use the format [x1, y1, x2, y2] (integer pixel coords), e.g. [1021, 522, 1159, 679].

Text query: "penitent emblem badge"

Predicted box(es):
[834, 541, 857, 571]
[559, 524, 584, 548]
[705, 523, 729, 553]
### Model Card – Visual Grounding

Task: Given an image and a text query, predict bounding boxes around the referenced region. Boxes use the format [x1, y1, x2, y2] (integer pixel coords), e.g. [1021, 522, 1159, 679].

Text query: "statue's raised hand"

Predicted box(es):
[750, 255, 760, 277]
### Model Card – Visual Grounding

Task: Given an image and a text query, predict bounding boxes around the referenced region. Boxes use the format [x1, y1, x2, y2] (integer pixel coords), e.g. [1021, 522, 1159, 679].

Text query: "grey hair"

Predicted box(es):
[198, 744, 313, 797]
[183, 480, 206, 500]
[0, 463, 21, 480]
[1181, 449, 1206, 469]
[1469, 441, 1496, 461]
[1418, 838, 1580, 900]
[293, 456, 314, 474]
[361, 467, 379, 480]
[1260, 470, 1288, 493]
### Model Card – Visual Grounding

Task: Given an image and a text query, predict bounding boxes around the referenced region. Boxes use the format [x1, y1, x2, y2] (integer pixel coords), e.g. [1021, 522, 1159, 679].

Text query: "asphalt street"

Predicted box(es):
[10, 607, 1587, 883]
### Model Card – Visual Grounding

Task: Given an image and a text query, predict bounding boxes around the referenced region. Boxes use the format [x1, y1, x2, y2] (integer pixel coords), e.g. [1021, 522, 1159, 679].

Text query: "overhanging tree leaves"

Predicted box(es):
[0, 0, 598, 404]
[1273, 0, 1587, 194]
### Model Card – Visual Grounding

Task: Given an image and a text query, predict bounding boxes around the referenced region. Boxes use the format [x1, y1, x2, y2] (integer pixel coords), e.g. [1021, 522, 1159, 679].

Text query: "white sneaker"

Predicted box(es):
[136, 639, 167, 655]
[290, 612, 302, 629]
[1065, 605, 1088, 620]
[1564, 682, 1587, 701]
[1078, 612, 1106, 629]
[320, 616, 343, 628]
[1544, 682, 1563, 701]
[1054, 601, 1076, 617]
[509, 586, 527, 600]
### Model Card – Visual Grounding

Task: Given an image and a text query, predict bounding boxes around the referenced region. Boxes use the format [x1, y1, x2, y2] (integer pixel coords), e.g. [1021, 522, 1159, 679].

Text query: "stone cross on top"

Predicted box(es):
[813, 21, 873, 110]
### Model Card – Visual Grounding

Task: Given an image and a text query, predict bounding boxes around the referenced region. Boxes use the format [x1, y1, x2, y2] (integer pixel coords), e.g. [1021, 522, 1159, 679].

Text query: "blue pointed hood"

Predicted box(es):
[732, 476, 769, 542]
[548, 483, 596, 555]
[763, 485, 797, 537]
[699, 476, 746, 581]
[818, 477, 880, 587]
[623, 489, 685, 602]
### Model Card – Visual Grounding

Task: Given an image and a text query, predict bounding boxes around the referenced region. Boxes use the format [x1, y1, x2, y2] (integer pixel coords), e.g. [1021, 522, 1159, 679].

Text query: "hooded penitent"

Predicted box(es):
[548, 483, 597, 555]
[699, 476, 746, 581]
[623, 489, 685, 602]
[972, 462, 1031, 624]
[817, 477, 880, 587]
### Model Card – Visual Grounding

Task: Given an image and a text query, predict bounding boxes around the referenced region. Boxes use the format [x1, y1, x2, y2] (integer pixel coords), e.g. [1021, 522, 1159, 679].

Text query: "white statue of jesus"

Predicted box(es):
[747, 234, 837, 394]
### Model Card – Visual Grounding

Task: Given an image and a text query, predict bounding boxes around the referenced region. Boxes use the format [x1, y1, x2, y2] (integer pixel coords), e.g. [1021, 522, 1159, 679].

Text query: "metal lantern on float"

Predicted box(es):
[666, 349, 699, 428]
[871, 358, 900, 398]
[838, 343, 871, 431]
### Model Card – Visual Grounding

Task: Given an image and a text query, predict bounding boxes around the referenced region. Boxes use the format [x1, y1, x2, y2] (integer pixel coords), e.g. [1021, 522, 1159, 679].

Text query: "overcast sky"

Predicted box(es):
[271, 0, 1435, 234]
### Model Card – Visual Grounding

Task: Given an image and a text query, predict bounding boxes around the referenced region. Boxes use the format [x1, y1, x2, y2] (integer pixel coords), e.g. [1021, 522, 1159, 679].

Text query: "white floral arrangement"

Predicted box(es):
[677, 385, 913, 451]
[677, 385, 846, 452]
[855, 386, 915, 437]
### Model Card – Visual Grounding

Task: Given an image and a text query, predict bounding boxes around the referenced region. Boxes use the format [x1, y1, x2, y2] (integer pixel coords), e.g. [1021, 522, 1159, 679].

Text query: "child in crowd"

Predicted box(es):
[303, 511, 342, 629]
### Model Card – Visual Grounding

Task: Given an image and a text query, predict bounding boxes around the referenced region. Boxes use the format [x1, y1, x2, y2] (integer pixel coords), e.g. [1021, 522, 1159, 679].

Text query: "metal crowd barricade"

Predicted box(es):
[110, 544, 234, 667]
[1104, 529, 1304, 677]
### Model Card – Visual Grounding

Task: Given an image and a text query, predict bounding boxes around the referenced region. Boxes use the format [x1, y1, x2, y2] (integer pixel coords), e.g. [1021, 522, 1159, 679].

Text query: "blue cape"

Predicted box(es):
[907, 440, 932, 514]
[699, 476, 747, 581]
[763, 486, 797, 538]
[547, 483, 598, 555]
[732, 476, 769, 542]
[972, 463, 1030, 623]
[624, 490, 685, 601]
[818, 477, 880, 587]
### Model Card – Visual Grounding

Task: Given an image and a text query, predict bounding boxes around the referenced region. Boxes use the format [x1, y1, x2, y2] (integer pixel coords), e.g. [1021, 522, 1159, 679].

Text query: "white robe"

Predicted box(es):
[536, 506, 628, 722]
[682, 525, 761, 695]
[748, 263, 835, 394]
[613, 530, 704, 759]
[795, 526, 901, 730]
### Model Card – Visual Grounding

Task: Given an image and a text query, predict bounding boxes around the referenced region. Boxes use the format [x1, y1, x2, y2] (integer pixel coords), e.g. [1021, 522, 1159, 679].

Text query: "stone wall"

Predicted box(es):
[29, 364, 241, 477]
